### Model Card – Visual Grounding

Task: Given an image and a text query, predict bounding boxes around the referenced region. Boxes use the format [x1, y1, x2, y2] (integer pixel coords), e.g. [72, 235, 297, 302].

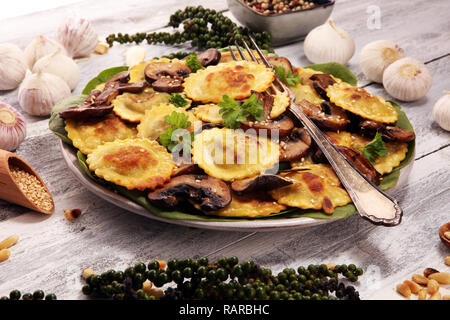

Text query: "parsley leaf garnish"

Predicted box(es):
[185, 52, 204, 73]
[159, 111, 193, 151]
[218, 94, 264, 129]
[359, 132, 388, 163]
[273, 65, 302, 86]
[168, 93, 189, 108]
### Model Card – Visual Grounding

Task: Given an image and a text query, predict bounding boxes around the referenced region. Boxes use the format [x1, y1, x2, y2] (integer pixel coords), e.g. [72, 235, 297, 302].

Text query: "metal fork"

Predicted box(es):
[230, 38, 403, 226]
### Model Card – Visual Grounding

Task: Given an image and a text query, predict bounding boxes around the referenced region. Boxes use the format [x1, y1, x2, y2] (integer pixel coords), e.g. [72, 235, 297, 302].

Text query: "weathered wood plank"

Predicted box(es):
[204, 146, 450, 299]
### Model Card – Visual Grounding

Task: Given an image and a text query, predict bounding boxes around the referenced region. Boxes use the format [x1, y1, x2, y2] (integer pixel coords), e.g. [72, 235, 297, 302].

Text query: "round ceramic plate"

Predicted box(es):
[60, 140, 414, 232]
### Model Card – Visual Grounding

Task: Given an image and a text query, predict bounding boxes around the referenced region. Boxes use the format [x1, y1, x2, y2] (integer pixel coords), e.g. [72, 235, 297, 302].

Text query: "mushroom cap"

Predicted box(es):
[147, 174, 232, 211]
[280, 128, 312, 162]
[231, 174, 293, 194]
[297, 99, 349, 131]
[336, 145, 381, 185]
[359, 120, 415, 143]
[196, 48, 221, 67]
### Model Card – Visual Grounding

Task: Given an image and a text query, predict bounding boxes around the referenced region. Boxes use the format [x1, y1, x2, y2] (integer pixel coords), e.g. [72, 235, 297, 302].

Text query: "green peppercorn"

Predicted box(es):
[206, 270, 216, 281]
[232, 264, 243, 277]
[124, 267, 136, 278]
[0, 296, 9, 300]
[136, 289, 148, 300]
[32, 290, 44, 300]
[134, 272, 145, 285]
[277, 272, 288, 282]
[227, 256, 239, 266]
[275, 284, 285, 292]
[198, 257, 209, 266]
[155, 272, 169, 287]
[298, 274, 307, 283]
[270, 291, 280, 300]
[194, 288, 205, 299]
[146, 269, 157, 281]
[45, 294, 57, 300]
[355, 268, 364, 276]
[171, 270, 183, 284]
[339, 264, 348, 273]
[134, 263, 146, 274]
[197, 266, 207, 277]
[9, 290, 21, 300]
[115, 271, 125, 282]
[182, 267, 193, 278]
[238, 276, 249, 285]
[148, 261, 160, 270]
[280, 291, 289, 300]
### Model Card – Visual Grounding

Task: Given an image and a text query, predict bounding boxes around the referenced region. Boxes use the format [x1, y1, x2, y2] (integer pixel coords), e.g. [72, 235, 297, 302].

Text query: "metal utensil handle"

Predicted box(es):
[288, 103, 402, 226]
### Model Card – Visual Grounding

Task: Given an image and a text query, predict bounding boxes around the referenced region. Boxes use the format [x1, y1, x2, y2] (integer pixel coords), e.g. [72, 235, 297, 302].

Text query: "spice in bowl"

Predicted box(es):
[241, 0, 321, 15]
[9, 165, 53, 212]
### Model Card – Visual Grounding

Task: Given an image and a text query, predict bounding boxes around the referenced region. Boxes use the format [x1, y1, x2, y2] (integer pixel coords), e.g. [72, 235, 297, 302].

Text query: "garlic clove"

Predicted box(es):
[57, 17, 98, 59]
[359, 40, 406, 83]
[382, 57, 432, 102]
[0, 44, 28, 91]
[32, 49, 80, 91]
[0, 101, 26, 151]
[23, 35, 67, 69]
[303, 19, 355, 65]
[432, 91, 450, 131]
[125, 46, 146, 67]
[18, 71, 71, 116]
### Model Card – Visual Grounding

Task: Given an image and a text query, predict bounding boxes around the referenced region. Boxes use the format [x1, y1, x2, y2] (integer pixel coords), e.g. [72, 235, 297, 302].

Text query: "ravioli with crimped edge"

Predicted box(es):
[65, 114, 137, 155]
[183, 61, 274, 103]
[86, 138, 174, 191]
[137, 103, 196, 140]
[270, 90, 290, 119]
[193, 104, 223, 124]
[112, 87, 171, 123]
[270, 164, 351, 214]
[197, 193, 287, 217]
[327, 82, 398, 124]
[192, 128, 280, 181]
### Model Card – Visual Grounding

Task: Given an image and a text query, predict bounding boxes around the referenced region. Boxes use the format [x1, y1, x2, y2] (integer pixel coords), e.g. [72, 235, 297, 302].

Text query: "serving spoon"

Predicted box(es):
[229, 37, 403, 226]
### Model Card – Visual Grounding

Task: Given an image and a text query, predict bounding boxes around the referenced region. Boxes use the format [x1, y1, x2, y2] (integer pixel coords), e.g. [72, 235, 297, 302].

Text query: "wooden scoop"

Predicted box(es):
[0, 150, 54, 214]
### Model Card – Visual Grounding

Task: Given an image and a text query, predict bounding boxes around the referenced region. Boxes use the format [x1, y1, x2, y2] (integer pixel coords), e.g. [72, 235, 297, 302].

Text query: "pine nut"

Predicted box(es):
[428, 272, 450, 285]
[418, 289, 427, 300]
[148, 288, 163, 298]
[428, 291, 441, 300]
[0, 235, 19, 250]
[0, 249, 10, 262]
[445, 256, 450, 266]
[327, 263, 336, 270]
[396, 282, 411, 298]
[403, 280, 421, 294]
[424, 267, 439, 278]
[157, 260, 167, 270]
[412, 274, 428, 286]
[82, 267, 95, 279]
[426, 279, 439, 295]
[142, 280, 153, 294]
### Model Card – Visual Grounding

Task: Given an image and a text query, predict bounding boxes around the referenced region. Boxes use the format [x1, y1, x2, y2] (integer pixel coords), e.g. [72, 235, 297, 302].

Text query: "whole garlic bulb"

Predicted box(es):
[383, 57, 432, 102]
[359, 40, 406, 83]
[57, 17, 98, 58]
[32, 49, 80, 91]
[304, 19, 355, 65]
[0, 44, 28, 90]
[24, 35, 67, 69]
[432, 91, 450, 131]
[18, 71, 71, 116]
[125, 46, 146, 67]
[0, 101, 26, 151]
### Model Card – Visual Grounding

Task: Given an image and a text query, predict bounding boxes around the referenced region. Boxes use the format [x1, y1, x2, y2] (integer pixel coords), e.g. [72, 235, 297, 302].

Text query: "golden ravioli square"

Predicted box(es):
[87, 138, 174, 191]
[66, 114, 137, 155]
[183, 61, 274, 103]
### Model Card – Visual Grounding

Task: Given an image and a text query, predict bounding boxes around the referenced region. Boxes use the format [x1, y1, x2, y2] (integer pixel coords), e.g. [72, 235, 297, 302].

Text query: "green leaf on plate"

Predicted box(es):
[305, 62, 358, 86]
[82, 66, 129, 95]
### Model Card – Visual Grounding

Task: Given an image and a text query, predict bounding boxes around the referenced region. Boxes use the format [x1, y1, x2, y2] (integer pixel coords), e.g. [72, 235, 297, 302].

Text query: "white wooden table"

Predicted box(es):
[1, 0, 449, 300]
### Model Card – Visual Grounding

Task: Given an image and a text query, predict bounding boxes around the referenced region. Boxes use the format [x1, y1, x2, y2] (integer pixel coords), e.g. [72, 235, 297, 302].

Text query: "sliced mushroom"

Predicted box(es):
[147, 174, 232, 211]
[172, 163, 202, 177]
[309, 73, 336, 100]
[231, 175, 293, 194]
[359, 120, 415, 143]
[280, 128, 312, 162]
[151, 77, 184, 93]
[241, 91, 294, 136]
[267, 56, 293, 73]
[59, 104, 114, 120]
[297, 99, 349, 131]
[144, 61, 191, 82]
[197, 48, 221, 67]
[336, 145, 381, 185]
[105, 71, 130, 87]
